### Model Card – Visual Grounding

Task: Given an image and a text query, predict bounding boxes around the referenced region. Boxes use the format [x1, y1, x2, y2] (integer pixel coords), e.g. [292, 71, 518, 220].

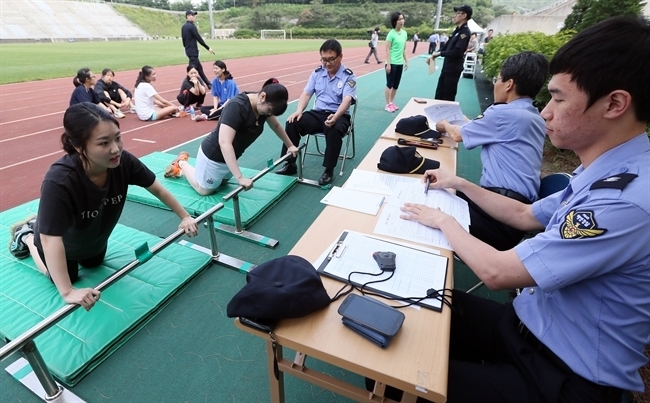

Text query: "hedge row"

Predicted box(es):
[482, 30, 575, 109]
[234, 26, 452, 40]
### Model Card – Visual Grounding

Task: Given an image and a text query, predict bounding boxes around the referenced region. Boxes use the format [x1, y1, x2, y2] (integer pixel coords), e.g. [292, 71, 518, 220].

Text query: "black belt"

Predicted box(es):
[484, 187, 531, 204]
[517, 322, 623, 399]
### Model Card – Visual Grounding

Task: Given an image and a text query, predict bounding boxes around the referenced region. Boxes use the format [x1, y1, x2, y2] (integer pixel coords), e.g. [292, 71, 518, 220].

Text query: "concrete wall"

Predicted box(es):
[0, 0, 147, 41]
[487, 15, 567, 35]
[487, 0, 650, 35]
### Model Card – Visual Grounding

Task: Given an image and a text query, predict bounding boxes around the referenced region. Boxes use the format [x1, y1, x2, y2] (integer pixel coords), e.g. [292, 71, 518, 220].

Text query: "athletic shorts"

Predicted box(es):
[386, 64, 404, 89]
[195, 146, 232, 190]
[108, 91, 123, 103]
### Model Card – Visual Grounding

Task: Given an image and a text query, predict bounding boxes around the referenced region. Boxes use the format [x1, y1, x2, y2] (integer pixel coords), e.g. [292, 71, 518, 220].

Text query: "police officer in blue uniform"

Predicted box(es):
[276, 39, 357, 185]
[429, 5, 472, 101]
[395, 17, 649, 402]
[435, 51, 549, 251]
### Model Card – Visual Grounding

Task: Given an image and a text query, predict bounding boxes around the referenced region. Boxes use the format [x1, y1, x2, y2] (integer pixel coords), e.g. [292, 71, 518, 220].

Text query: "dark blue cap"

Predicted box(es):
[227, 256, 331, 321]
[378, 145, 440, 174]
[395, 115, 442, 139]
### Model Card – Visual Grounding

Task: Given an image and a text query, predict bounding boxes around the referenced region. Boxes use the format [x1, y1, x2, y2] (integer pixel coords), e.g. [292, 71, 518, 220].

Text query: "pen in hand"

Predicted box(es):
[425, 176, 431, 195]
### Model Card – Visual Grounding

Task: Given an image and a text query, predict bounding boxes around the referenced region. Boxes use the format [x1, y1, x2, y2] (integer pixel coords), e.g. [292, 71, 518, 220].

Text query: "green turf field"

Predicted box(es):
[0, 39, 366, 85]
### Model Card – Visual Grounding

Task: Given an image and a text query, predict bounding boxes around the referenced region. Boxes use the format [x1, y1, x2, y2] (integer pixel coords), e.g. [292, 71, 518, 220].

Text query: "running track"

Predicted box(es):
[0, 45, 383, 211]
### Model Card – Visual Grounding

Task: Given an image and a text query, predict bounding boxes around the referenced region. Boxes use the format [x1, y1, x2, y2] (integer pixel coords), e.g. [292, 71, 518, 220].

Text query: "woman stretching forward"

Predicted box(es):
[8, 103, 197, 311]
[165, 78, 298, 193]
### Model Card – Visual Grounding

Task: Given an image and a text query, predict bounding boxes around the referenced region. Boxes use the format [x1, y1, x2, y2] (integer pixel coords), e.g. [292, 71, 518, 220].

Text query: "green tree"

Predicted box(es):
[563, 0, 645, 32]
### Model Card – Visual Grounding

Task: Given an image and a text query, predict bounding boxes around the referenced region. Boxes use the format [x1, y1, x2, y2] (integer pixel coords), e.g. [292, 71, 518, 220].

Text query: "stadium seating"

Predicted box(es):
[0, 0, 146, 41]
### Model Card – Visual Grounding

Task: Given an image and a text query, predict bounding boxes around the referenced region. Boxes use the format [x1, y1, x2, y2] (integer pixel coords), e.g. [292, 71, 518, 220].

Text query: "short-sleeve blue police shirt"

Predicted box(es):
[514, 133, 650, 391]
[304, 64, 357, 114]
[461, 98, 545, 202]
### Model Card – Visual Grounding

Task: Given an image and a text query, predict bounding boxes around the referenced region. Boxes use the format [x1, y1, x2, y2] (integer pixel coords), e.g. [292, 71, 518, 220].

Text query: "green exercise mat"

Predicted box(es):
[126, 152, 296, 228]
[0, 200, 212, 386]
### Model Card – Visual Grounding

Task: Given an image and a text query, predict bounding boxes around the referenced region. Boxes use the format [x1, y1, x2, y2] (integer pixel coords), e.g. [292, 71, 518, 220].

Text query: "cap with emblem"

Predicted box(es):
[377, 145, 440, 174]
[226, 255, 331, 322]
[395, 115, 442, 139]
[453, 4, 473, 19]
[185, 9, 198, 16]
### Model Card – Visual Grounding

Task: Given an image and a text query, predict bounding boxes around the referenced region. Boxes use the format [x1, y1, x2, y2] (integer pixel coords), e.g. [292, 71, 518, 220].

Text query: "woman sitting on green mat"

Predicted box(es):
[165, 78, 299, 194]
[8, 103, 198, 311]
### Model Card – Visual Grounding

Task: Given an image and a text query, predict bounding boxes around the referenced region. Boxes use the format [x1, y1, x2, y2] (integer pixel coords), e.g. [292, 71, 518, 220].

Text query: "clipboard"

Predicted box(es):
[317, 231, 449, 311]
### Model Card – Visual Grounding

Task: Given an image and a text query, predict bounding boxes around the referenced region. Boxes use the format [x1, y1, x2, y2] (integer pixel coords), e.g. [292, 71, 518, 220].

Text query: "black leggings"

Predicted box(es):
[37, 246, 106, 284]
[200, 105, 223, 120]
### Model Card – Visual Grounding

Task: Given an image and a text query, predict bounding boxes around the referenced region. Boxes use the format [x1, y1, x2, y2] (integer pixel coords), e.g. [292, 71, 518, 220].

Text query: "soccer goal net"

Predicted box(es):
[260, 30, 286, 40]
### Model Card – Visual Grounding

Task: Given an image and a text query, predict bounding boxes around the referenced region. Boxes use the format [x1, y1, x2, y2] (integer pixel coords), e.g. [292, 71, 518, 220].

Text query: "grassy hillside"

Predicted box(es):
[0, 39, 364, 84]
[113, 5, 187, 38]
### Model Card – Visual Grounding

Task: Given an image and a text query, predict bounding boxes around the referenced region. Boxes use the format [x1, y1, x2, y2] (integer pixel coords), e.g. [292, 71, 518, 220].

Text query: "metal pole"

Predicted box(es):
[296, 148, 305, 180]
[206, 215, 219, 258]
[20, 341, 62, 400]
[208, 0, 215, 39]
[232, 196, 243, 234]
[435, 0, 443, 30]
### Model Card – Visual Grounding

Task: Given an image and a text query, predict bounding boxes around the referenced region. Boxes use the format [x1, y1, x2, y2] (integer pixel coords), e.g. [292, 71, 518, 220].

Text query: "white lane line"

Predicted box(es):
[0, 150, 62, 170]
[0, 111, 63, 126]
[0, 126, 63, 143]
[132, 138, 156, 143]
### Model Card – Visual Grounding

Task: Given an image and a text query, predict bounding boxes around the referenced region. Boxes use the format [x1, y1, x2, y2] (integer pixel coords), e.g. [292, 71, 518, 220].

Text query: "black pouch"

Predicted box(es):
[368, 41, 373, 48]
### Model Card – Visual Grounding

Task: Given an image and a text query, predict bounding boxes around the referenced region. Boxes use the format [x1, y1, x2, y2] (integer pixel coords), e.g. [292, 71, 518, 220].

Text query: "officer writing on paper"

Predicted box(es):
[435, 51, 548, 251]
[275, 39, 357, 186]
[400, 17, 649, 402]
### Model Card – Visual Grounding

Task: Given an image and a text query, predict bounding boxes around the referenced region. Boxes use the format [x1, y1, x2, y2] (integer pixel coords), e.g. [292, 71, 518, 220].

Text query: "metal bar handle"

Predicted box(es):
[222, 144, 306, 202]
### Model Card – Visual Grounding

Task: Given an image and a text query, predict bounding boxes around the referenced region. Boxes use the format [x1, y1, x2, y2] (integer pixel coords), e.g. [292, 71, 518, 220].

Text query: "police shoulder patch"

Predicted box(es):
[589, 173, 637, 190]
[460, 34, 467, 39]
[344, 68, 354, 75]
[315, 65, 324, 72]
[560, 210, 607, 240]
[347, 79, 356, 88]
[475, 113, 484, 119]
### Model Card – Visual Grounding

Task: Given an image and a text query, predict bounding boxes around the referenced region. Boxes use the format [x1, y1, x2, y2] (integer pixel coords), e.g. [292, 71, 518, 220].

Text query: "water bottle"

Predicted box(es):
[190, 106, 196, 120]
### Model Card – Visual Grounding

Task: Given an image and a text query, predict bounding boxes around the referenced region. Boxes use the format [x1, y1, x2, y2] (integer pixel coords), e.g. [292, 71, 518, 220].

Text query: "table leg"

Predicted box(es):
[266, 339, 285, 403]
[401, 392, 418, 403]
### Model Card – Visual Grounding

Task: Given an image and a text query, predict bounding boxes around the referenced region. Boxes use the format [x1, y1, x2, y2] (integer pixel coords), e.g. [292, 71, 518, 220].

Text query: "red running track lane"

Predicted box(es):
[0, 46, 382, 211]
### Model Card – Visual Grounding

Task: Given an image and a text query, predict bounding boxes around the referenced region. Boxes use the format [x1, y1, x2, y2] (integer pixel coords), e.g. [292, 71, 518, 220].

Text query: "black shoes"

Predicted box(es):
[364, 61, 370, 64]
[9, 215, 36, 259]
[318, 170, 334, 186]
[276, 162, 297, 176]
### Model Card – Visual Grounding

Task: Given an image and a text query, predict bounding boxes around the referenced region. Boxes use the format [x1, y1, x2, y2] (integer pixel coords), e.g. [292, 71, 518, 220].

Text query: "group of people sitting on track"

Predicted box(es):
[68, 60, 240, 123]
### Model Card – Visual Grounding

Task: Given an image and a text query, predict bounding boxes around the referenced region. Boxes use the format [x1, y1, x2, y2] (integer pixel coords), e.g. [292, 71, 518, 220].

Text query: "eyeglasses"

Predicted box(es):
[320, 55, 340, 65]
[492, 76, 501, 85]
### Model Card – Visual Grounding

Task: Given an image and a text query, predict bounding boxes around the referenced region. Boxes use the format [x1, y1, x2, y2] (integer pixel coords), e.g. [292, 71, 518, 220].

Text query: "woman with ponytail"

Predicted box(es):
[133, 65, 178, 121]
[165, 78, 298, 194]
[198, 60, 240, 121]
[7, 103, 197, 311]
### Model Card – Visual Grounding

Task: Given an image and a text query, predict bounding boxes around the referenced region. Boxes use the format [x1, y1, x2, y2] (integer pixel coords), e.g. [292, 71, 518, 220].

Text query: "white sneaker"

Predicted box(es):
[114, 110, 125, 119]
[195, 114, 208, 122]
[129, 106, 136, 114]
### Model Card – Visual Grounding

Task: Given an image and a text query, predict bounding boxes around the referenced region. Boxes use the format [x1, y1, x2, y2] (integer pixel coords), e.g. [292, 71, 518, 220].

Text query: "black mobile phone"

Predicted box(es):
[337, 294, 405, 337]
[239, 317, 278, 333]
